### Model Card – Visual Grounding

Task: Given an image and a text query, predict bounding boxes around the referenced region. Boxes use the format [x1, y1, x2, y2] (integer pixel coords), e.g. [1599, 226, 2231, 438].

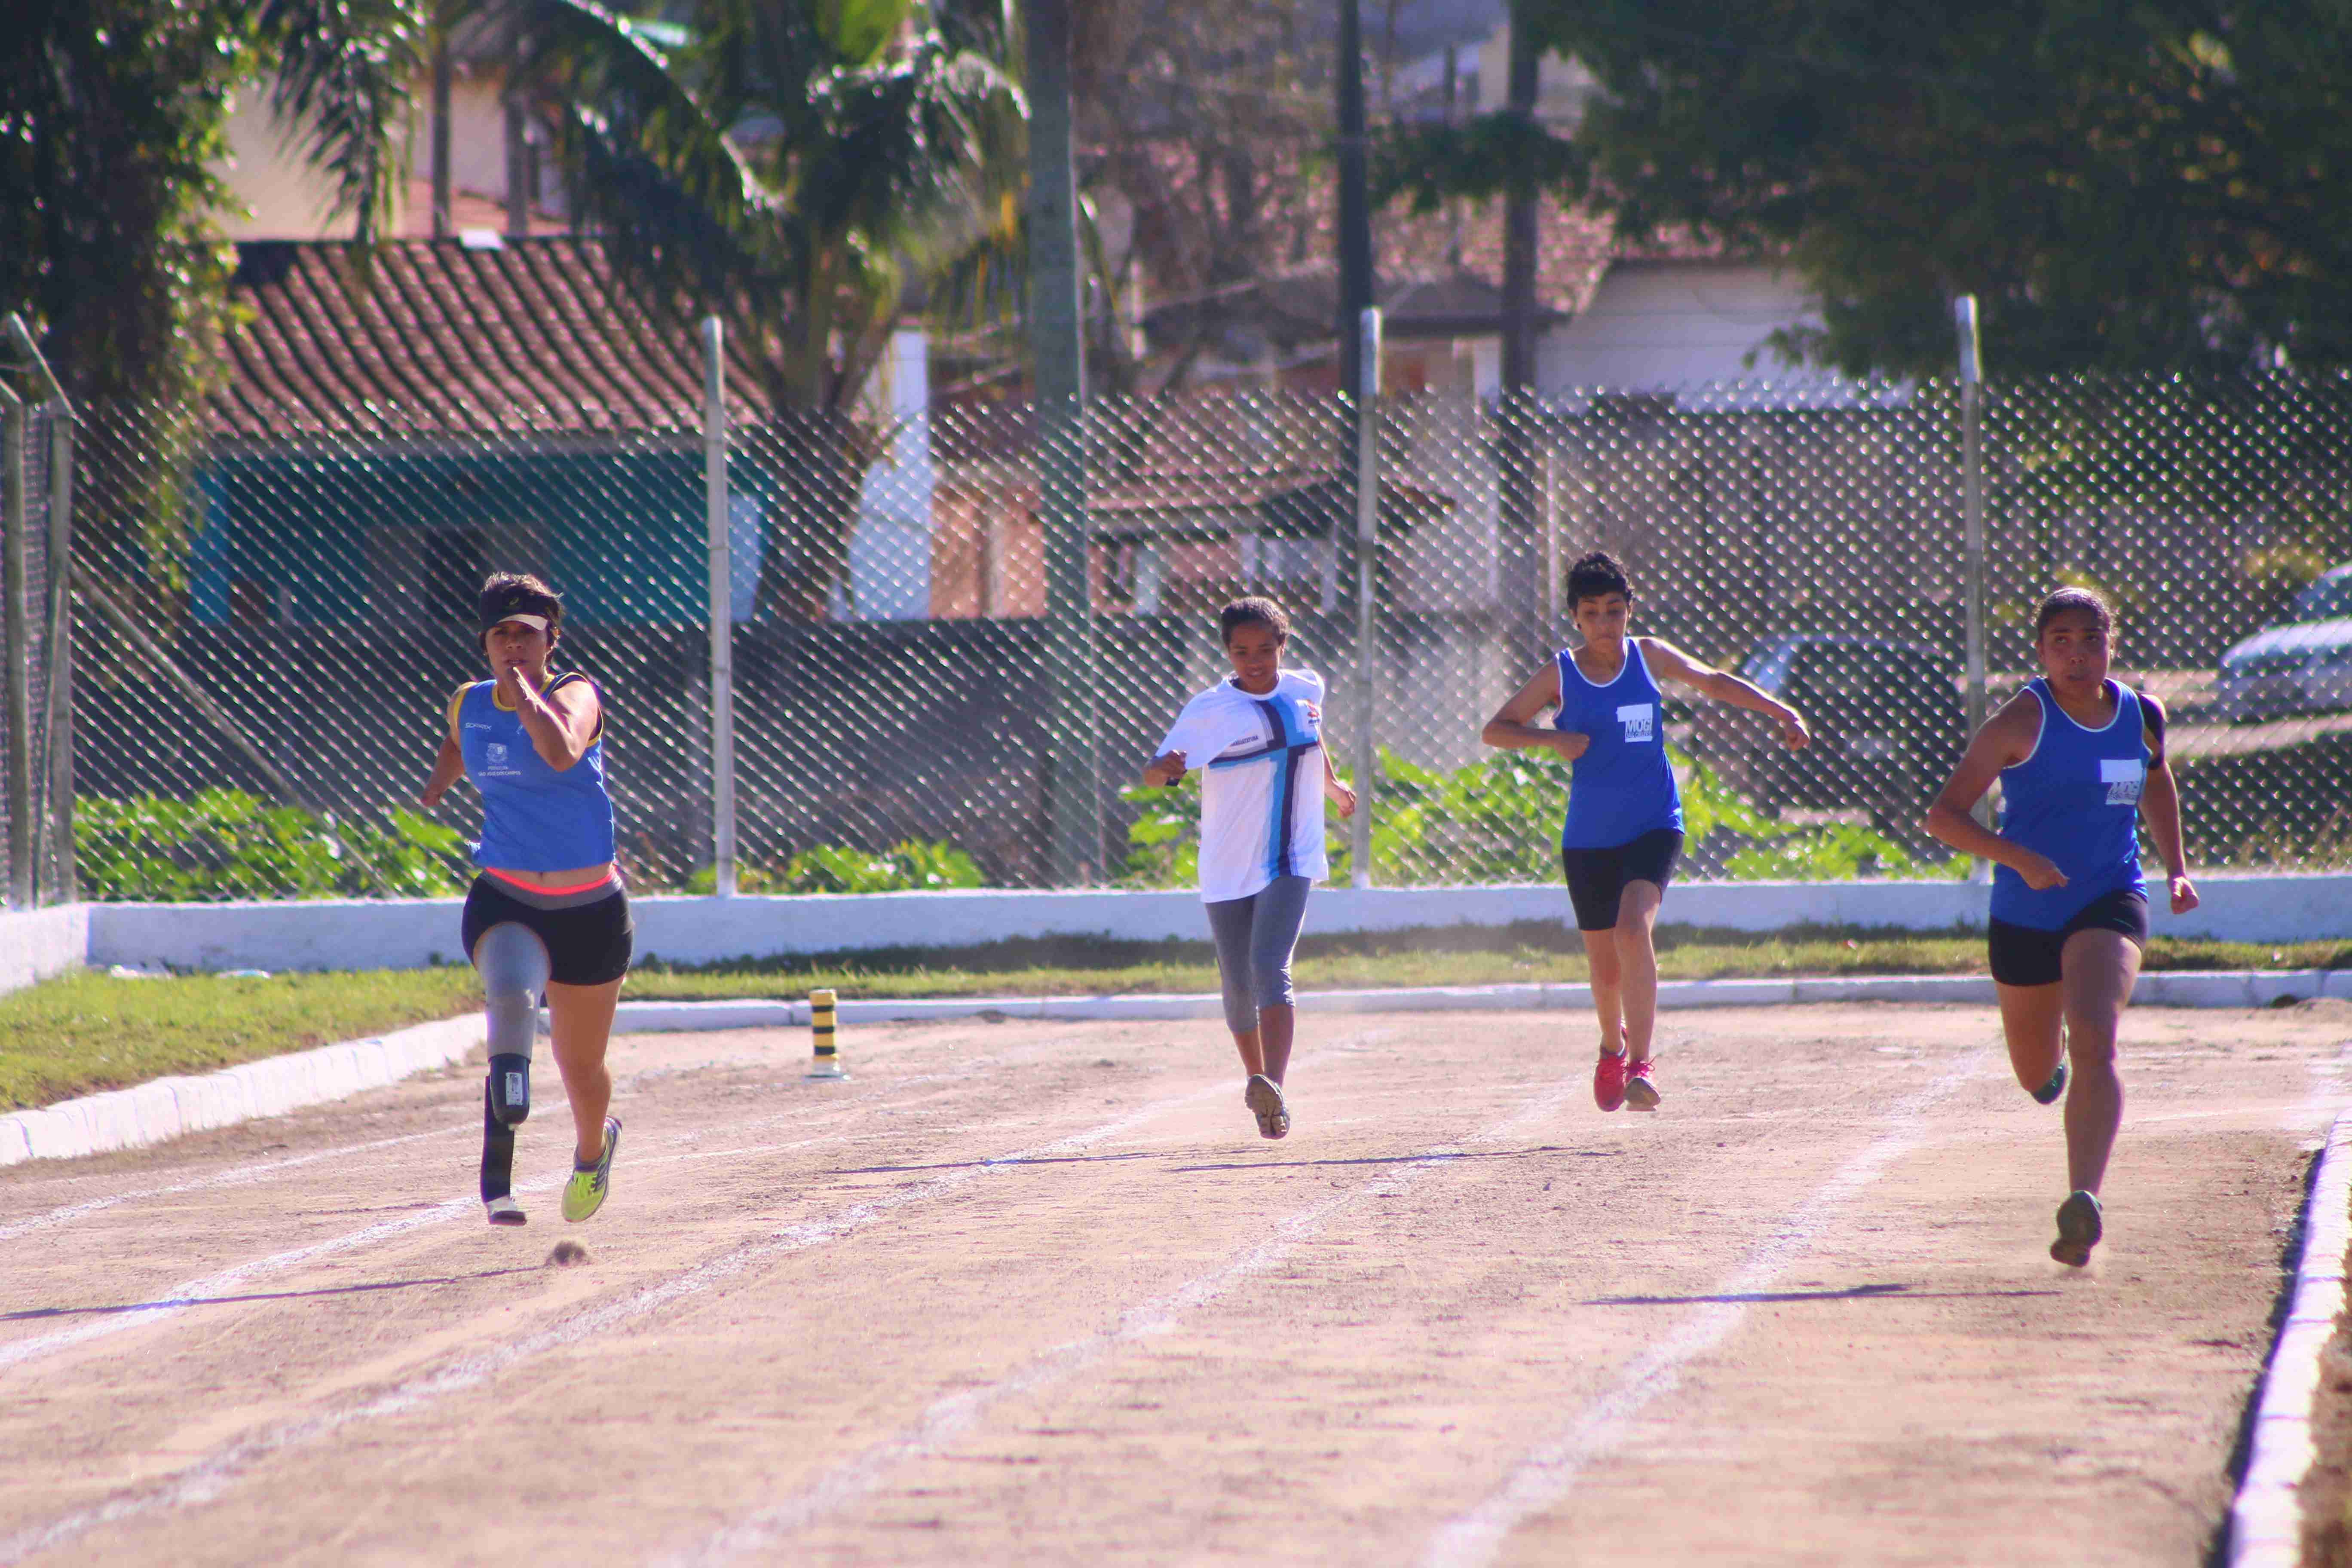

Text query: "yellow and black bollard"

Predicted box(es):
[806, 987, 846, 1079]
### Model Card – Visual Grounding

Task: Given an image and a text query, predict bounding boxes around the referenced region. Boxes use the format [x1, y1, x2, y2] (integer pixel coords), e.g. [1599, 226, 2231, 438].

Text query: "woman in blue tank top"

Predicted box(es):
[1484, 551, 1811, 1115]
[418, 573, 628, 1228]
[1926, 587, 2199, 1268]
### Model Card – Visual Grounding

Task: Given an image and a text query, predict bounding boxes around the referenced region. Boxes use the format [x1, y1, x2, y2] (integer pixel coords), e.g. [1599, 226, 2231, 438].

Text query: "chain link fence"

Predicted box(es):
[11, 363, 2349, 905]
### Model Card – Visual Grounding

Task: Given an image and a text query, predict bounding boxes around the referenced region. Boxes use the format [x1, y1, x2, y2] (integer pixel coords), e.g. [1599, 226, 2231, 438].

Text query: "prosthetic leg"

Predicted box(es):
[475, 922, 550, 1225]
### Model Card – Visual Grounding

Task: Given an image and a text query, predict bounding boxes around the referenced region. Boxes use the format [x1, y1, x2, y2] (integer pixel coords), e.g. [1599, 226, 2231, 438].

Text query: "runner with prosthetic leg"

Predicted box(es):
[1926, 586, 2199, 1267]
[1484, 551, 1810, 1112]
[418, 573, 631, 1226]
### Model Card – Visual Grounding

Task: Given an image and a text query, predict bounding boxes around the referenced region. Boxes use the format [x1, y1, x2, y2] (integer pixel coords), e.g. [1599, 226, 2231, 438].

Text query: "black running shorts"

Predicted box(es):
[1986, 887, 2148, 988]
[461, 876, 634, 987]
[1560, 828, 1685, 932]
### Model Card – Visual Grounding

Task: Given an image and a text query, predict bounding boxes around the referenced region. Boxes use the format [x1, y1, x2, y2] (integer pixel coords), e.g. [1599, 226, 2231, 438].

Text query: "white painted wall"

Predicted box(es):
[1539, 260, 1829, 395]
[215, 73, 513, 240]
[24, 875, 2346, 980]
[848, 328, 935, 620]
[0, 905, 91, 996]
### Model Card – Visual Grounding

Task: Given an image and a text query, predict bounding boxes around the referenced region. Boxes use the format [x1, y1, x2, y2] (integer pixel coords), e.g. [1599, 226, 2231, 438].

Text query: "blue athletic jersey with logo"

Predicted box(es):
[450, 674, 616, 871]
[1990, 678, 2149, 930]
[1156, 669, 1329, 903]
[1557, 640, 1682, 849]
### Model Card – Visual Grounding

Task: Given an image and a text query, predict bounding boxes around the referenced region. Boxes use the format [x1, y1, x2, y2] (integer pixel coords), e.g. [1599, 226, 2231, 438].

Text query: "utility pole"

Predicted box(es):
[1027, 0, 1104, 884]
[1335, 0, 1375, 409]
[432, 16, 453, 241]
[1497, 6, 1544, 661]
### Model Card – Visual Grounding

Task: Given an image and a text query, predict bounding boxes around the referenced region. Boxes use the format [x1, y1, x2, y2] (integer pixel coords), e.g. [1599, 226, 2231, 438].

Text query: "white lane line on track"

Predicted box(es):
[0, 1069, 1261, 1565]
[0, 1127, 468, 1246]
[1418, 1049, 1996, 1568]
[665, 1077, 1585, 1566]
[0, 1071, 971, 1374]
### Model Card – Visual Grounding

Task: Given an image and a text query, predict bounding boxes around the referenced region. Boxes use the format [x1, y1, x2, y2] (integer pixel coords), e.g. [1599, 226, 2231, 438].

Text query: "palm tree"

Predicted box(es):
[519, 0, 1021, 619]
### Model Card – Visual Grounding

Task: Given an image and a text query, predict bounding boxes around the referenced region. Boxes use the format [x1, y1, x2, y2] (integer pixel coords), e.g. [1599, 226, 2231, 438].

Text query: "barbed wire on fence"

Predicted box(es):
[7, 365, 2347, 906]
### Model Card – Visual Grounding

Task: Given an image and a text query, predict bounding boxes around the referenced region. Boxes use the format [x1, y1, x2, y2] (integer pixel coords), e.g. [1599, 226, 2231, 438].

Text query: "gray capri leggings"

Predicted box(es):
[1204, 874, 1313, 1034]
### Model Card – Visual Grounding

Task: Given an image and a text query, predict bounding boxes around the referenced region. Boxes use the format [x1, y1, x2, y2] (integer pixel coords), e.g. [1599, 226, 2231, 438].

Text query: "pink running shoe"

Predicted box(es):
[1593, 1048, 1629, 1112]
[1624, 1057, 1660, 1111]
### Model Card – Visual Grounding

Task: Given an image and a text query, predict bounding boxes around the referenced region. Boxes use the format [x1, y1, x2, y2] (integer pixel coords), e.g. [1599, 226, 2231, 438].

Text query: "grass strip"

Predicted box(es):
[630, 922, 2352, 999]
[5, 924, 2345, 1112]
[0, 968, 480, 1113]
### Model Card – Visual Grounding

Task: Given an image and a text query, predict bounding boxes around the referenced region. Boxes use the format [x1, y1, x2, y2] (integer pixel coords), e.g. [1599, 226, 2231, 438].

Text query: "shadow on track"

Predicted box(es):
[1582, 1282, 2064, 1307]
[827, 1151, 1158, 1176]
[3, 1266, 539, 1321]
[1173, 1146, 1610, 1173]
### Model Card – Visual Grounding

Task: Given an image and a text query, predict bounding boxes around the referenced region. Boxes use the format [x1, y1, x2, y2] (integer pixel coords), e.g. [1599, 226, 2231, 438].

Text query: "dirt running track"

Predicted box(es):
[4, 1001, 2351, 1566]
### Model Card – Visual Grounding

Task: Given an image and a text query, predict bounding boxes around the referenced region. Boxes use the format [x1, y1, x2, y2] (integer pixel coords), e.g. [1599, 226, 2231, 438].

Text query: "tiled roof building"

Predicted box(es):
[215, 237, 775, 438]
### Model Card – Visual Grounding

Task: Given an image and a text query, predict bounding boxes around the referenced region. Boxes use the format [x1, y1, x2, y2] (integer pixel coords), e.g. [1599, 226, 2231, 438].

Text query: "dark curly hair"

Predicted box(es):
[1219, 595, 1290, 646]
[1565, 550, 1633, 609]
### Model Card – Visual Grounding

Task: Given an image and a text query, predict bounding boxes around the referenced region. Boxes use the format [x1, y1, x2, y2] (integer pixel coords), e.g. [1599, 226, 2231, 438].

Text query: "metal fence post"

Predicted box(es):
[8, 316, 76, 906]
[702, 316, 737, 898]
[1954, 294, 1991, 879]
[42, 408, 74, 903]
[1351, 308, 1382, 888]
[1, 379, 28, 909]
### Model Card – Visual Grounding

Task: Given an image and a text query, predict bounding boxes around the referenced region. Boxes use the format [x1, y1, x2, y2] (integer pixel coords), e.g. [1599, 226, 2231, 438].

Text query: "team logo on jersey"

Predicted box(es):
[486, 742, 512, 771]
[2100, 758, 2144, 805]
[1617, 703, 1655, 743]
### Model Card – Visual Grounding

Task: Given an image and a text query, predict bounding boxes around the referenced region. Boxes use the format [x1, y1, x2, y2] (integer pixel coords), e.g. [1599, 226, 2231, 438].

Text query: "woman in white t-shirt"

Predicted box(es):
[1142, 597, 1357, 1139]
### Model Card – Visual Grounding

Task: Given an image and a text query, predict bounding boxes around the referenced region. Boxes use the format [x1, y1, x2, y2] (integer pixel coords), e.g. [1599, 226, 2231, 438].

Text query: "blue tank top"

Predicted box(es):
[1557, 640, 1683, 849]
[1989, 678, 2149, 930]
[451, 674, 617, 872]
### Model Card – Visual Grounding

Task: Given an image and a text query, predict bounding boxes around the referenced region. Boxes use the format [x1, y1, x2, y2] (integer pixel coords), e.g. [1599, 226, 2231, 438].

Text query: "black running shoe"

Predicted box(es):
[2031, 1060, 2068, 1106]
[2050, 1190, 2103, 1267]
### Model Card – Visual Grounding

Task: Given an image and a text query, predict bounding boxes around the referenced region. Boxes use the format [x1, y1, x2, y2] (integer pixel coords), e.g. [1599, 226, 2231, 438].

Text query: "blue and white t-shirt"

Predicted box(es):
[1156, 670, 1329, 903]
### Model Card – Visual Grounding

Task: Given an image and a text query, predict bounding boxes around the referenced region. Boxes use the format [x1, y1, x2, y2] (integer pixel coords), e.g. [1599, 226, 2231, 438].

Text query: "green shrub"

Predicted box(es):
[75, 790, 470, 900]
[687, 838, 986, 895]
[1115, 746, 1960, 889]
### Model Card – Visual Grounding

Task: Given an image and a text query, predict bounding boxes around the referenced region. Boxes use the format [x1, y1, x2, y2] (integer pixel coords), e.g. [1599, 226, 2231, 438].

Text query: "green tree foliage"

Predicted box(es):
[1375, 2, 2352, 377]
[1116, 746, 1952, 889]
[1, 0, 426, 412]
[521, 0, 1017, 616]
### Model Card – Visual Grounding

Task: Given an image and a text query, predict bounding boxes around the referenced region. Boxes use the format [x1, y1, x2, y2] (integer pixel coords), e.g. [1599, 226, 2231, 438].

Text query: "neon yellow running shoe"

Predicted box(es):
[562, 1116, 621, 1223]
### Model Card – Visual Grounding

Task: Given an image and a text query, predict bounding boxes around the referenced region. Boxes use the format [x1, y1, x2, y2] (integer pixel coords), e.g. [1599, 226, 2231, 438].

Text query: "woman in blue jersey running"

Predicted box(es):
[1142, 597, 1357, 1140]
[1926, 586, 2198, 1267]
[1484, 552, 1810, 1113]
[417, 573, 627, 1227]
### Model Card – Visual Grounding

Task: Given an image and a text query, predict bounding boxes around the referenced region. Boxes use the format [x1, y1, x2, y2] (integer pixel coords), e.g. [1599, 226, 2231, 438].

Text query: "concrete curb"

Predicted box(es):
[2230, 1107, 2352, 1568]
[608, 968, 2350, 1032]
[3, 969, 2344, 1168]
[0, 1017, 484, 1170]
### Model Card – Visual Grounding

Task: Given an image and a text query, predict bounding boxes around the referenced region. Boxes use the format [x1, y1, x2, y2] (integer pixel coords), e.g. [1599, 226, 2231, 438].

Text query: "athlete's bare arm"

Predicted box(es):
[1142, 751, 1187, 787]
[1320, 738, 1358, 818]
[1481, 661, 1587, 760]
[512, 672, 602, 772]
[2136, 694, 2199, 914]
[1638, 638, 1810, 749]
[1923, 693, 2065, 888]
[418, 732, 466, 809]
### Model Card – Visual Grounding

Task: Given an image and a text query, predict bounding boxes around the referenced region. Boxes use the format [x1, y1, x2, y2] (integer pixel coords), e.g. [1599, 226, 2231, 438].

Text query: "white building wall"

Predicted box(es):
[215, 74, 513, 240]
[847, 329, 936, 620]
[1537, 260, 1827, 395]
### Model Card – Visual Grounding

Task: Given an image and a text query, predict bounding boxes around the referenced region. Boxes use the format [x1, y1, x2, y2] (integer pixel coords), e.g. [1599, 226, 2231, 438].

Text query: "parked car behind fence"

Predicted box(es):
[1688, 634, 1965, 834]
[2216, 562, 2352, 723]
